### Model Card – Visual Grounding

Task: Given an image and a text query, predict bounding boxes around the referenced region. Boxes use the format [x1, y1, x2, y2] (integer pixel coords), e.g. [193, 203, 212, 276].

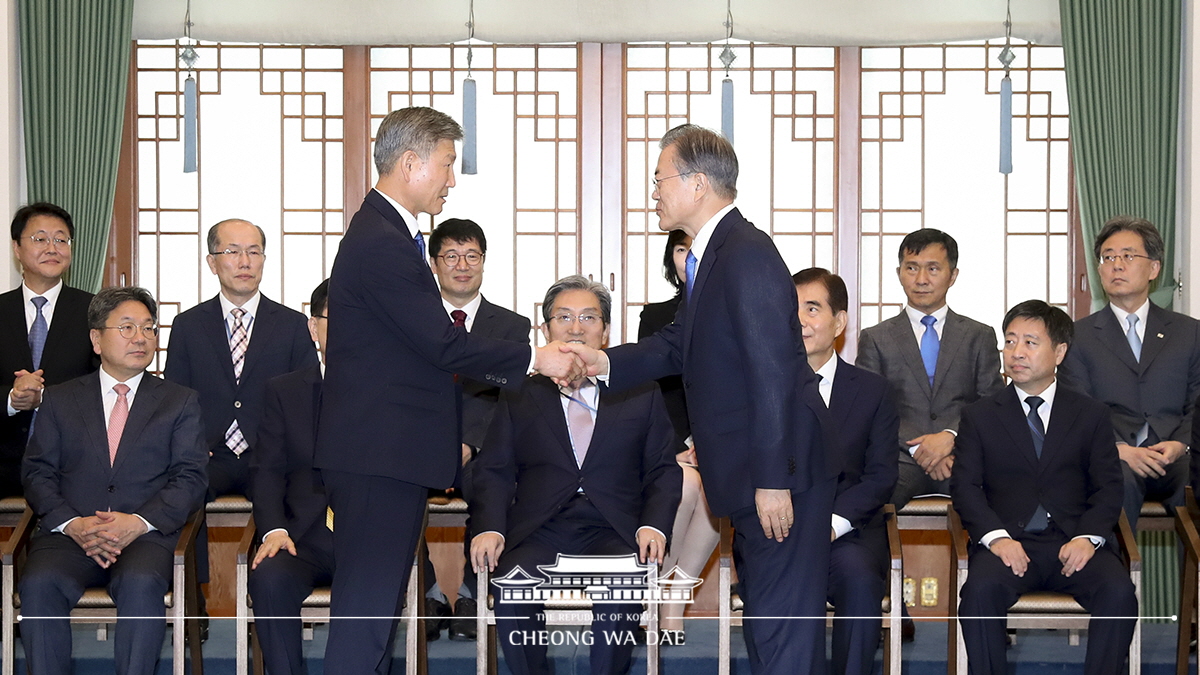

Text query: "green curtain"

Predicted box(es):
[1060, 0, 1182, 311]
[18, 0, 134, 293]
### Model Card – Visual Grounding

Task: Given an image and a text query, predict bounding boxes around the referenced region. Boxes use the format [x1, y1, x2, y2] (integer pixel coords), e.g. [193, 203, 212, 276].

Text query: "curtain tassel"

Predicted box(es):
[999, 74, 1012, 174]
[462, 77, 477, 175]
[183, 75, 197, 173]
[721, 77, 734, 145]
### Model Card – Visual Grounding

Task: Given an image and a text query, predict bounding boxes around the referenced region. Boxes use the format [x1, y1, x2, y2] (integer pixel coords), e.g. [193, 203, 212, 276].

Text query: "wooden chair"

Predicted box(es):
[1, 506, 205, 675]
[947, 506, 1142, 675]
[716, 503, 904, 675]
[475, 559, 662, 675]
[235, 499, 457, 675]
[1174, 487, 1200, 675]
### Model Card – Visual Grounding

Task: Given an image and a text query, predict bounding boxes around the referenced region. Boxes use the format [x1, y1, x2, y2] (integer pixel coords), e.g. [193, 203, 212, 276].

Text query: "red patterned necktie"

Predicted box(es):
[108, 383, 130, 466]
[451, 310, 467, 382]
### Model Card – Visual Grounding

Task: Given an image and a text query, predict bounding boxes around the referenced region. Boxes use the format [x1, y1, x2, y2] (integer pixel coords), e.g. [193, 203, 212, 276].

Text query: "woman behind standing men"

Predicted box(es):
[637, 230, 719, 641]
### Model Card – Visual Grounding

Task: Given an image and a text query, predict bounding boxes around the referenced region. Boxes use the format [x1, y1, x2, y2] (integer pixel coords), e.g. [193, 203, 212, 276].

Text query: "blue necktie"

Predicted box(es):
[1025, 395, 1049, 532]
[919, 314, 939, 388]
[1126, 314, 1142, 362]
[414, 230, 427, 261]
[685, 251, 697, 300]
[28, 296, 49, 371]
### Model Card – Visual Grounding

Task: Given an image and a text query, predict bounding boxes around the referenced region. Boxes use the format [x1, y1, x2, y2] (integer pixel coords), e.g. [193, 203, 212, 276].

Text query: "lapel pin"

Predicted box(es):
[1157, 333, 1165, 339]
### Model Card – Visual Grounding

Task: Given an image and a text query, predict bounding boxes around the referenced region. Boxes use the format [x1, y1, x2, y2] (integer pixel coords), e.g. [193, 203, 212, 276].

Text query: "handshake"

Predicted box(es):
[532, 341, 608, 387]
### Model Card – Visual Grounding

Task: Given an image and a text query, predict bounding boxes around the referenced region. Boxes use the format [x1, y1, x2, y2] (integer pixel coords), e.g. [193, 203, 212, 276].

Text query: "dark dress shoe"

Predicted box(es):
[425, 598, 451, 641]
[901, 618, 915, 643]
[449, 597, 478, 641]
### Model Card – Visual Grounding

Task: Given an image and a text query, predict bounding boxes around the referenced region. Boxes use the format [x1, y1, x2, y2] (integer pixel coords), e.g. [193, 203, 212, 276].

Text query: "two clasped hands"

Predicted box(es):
[9, 368, 45, 411]
[528, 342, 796, 546]
[62, 512, 149, 569]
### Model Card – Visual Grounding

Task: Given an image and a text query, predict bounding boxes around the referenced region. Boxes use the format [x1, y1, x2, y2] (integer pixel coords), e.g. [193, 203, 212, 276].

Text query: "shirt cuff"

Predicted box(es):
[134, 514, 157, 533]
[476, 530, 506, 544]
[981, 529, 1011, 549]
[636, 525, 665, 540]
[53, 516, 80, 534]
[526, 346, 537, 375]
[1072, 534, 1105, 548]
[7, 390, 17, 416]
[596, 350, 611, 382]
[943, 429, 958, 437]
[262, 528, 289, 543]
[830, 514, 853, 540]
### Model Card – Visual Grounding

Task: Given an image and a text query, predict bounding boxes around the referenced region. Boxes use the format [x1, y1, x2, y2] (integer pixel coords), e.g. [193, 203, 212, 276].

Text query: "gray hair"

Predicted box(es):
[660, 124, 738, 200]
[1094, 215, 1165, 263]
[207, 219, 266, 255]
[88, 286, 157, 329]
[374, 107, 463, 176]
[541, 275, 612, 325]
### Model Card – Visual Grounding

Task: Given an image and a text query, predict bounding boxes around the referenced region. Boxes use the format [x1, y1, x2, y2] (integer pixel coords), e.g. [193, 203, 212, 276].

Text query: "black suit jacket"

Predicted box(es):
[316, 190, 531, 487]
[606, 208, 836, 516]
[950, 383, 1123, 543]
[828, 358, 899, 533]
[164, 294, 317, 452]
[1059, 302, 1200, 448]
[460, 297, 531, 450]
[250, 364, 325, 539]
[0, 285, 97, 463]
[22, 371, 209, 551]
[638, 295, 690, 452]
[471, 376, 682, 551]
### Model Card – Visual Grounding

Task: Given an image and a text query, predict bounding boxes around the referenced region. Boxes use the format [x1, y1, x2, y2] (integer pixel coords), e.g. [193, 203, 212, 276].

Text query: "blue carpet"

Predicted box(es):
[1, 618, 1191, 674]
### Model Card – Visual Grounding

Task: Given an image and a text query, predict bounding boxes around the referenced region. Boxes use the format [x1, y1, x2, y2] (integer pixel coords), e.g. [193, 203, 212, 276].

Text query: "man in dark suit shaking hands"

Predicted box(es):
[563, 125, 836, 674]
[952, 300, 1136, 675]
[315, 106, 583, 675]
[20, 286, 208, 675]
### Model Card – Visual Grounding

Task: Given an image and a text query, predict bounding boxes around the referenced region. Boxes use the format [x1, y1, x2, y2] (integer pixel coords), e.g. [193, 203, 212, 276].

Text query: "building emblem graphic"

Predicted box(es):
[491, 553, 703, 604]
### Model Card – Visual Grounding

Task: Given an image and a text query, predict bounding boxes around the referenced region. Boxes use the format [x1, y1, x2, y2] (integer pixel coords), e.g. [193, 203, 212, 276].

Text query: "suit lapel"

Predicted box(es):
[681, 209, 739, 360]
[202, 298, 238, 387]
[472, 299, 500, 338]
[1039, 388, 1080, 471]
[932, 311, 969, 398]
[112, 375, 163, 476]
[996, 386, 1040, 473]
[582, 384, 621, 469]
[74, 373, 112, 474]
[1139, 304, 1171, 373]
[827, 358, 859, 427]
[1092, 311, 1140, 373]
[887, 313, 932, 399]
[240, 297, 280, 386]
[40, 287, 80, 365]
[531, 377, 577, 465]
[0, 291, 32, 368]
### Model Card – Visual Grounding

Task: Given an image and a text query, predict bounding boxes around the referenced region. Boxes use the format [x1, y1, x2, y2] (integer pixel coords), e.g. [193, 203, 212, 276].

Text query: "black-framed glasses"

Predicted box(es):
[650, 172, 693, 191]
[211, 248, 265, 259]
[1098, 253, 1154, 266]
[26, 235, 72, 249]
[102, 324, 159, 339]
[437, 252, 484, 267]
[312, 314, 328, 319]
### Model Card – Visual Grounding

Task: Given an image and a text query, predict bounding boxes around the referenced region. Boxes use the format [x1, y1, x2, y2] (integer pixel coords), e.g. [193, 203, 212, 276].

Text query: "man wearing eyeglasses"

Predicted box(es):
[20, 286, 207, 675]
[470, 275, 681, 675]
[0, 202, 98, 499]
[164, 218, 318, 501]
[424, 218, 531, 641]
[1058, 216, 1200, 532]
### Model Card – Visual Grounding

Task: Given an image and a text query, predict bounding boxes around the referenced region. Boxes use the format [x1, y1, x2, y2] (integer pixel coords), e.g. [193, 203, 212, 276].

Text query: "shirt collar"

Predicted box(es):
[906, 303, 950, 329]
[373, 188, 421, 240]
[814, 353, 838, 385]
[98, 365, 147, 396]
[687, 203, 736, 265]
[22, 279, 63, 306]
[218, 291, 262, 322]
[1108, 299, 1150, 330]
[443, 293, 483, 322]
[1016, 378, 1057, 410]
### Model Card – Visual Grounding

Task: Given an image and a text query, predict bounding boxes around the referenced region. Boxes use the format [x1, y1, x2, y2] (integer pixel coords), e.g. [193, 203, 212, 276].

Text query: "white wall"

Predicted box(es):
[1182, 0, 1200, 317]
[0, 0, 23, 288]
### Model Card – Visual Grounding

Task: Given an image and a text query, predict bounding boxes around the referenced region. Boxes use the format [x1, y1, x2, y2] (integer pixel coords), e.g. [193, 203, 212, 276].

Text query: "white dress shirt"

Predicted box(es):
[443, 293, 483, 332]
[686, 203, 737, 268]
[1108, 299, 1149, 344]
[218, 291, 262, 342]
[813, 356, 855, 539]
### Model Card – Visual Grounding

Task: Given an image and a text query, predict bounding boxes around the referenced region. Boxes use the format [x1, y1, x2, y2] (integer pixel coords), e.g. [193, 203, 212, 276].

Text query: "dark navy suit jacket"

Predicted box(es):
[471, 376, 681, 551]
[828, 358, 899, 534]
[164, 294, 317, 452]
[22, 371, 209, 551]
[250, 364, 326, 540]
[315, 190, 530, 488]
[460, 298, 531, 451]
[605, 208, 836, 516]
[951, 383, 1123, 544]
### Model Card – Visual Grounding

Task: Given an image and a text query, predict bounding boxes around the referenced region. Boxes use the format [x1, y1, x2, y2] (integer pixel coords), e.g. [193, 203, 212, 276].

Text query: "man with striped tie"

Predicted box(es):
[0, 203, 97, 498]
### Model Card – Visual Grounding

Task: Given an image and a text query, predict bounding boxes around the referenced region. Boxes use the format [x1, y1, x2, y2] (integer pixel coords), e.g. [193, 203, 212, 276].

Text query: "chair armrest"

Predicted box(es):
[1188, 486, 1199, 522]
[1176, 501, 1200, 563]
[947, 506, 970, 571]
[236, 514, 258, 566]
[1115, 510, 1141, 574]
[718, 517, 733, 566]
[0, 507, 35, 566]
[173, 508, 203, 567]
[884, 504, 902, 570]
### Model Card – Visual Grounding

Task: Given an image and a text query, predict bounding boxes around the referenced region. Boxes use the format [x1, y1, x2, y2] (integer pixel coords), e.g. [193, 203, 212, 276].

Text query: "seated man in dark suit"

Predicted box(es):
[20, 286, 208, 675]
[164, 218, 318, 499]
[1059, 216, 1200, 532]
[952, 300, 1136, 675]
[471, 275, 682, 675]
[424, 218, 531, 641]
[794, 268, 898, 675]
[856, 228, 1004, 508]
[1, 203, 97, 497]
[248, 279, 332, 675]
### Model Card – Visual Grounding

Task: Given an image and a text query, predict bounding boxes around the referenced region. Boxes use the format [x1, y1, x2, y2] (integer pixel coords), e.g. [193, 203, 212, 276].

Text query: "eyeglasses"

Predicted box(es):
[312, 314, 327, 319]
[101, 324, 159, 339]
[549, 313, 603, 327]
[1098, 253, 1154, 266]
[211, 248, 265, 260]
[26, 235, 72, 249]
[437, 252, 484, 267]
[650, 172, 693, 192]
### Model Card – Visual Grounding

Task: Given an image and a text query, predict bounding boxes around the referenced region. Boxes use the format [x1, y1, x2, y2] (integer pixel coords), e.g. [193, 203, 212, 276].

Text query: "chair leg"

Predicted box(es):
[249, 623, 265, 675]
[646, 600, 659, 675]
[718, 564, 731, 675]
[1177, 552, 1196, 675]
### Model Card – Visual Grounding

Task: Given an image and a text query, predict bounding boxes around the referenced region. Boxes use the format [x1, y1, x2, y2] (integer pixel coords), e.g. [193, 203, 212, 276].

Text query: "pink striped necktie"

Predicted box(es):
[108, 383, 130, 466]
[225, 308, 250, 456]
[567, 382, 594, 467]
